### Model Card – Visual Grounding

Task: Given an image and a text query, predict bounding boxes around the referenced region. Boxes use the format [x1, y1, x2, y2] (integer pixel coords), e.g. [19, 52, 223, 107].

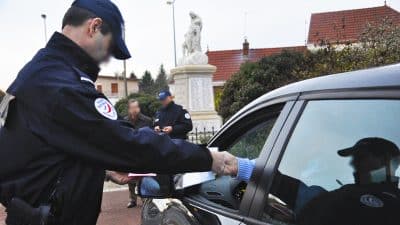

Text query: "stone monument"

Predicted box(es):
[170, 11, 222, 132]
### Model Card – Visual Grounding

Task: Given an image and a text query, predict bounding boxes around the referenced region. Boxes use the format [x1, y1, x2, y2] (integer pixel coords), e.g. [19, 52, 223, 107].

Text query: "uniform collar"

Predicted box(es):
[46, 32, 100, 82]
[163, 101, 175, 110]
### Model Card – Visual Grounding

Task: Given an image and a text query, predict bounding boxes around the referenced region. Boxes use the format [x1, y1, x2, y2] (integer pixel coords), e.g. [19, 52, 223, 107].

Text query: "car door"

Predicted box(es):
[181, 101, 297, 225]
[247, 90, 400, 225]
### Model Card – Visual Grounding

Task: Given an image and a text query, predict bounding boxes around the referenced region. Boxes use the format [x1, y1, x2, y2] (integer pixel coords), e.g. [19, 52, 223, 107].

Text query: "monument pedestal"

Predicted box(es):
[170, 64, 222, 131]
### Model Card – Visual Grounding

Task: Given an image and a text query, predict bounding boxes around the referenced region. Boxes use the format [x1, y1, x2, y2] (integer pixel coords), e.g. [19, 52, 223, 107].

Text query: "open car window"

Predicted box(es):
[193, 104, 284, 211]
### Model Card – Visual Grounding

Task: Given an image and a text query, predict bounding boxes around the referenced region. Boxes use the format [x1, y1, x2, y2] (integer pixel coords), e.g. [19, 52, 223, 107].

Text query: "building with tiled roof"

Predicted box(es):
[307, 5, 400, 46]
[207, 40, 306, 87]
[206, 4, 400, 88]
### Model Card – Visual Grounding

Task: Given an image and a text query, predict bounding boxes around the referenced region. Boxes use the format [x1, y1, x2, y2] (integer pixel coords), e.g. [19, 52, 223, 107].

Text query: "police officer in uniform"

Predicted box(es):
[0, 1, 233, 224]
[154, 91, 192, 140]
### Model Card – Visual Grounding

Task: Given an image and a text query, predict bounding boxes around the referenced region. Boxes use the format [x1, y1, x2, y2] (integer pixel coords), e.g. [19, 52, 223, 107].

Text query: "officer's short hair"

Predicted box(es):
[62, 6, 111, 35]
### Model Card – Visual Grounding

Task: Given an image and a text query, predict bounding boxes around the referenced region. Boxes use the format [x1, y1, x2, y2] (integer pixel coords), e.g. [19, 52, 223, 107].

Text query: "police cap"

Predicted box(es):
[72, 0, 131, 60]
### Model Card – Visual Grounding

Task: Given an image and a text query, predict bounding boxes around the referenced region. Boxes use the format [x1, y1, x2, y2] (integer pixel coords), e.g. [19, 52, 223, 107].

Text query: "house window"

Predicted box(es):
[111, 83, 118, 94]
[96, 84, 102, 93]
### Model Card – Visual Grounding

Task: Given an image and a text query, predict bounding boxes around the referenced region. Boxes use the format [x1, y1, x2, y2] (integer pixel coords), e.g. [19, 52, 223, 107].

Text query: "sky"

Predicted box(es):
[0, 0, 399, 90]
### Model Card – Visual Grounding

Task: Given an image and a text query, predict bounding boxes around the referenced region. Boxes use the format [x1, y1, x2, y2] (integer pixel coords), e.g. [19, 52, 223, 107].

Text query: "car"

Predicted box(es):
[139, 63, 400, 225]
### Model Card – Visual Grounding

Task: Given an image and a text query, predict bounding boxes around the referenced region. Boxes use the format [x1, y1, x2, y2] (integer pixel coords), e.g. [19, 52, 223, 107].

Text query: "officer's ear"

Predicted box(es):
[87, 18, 103, 37]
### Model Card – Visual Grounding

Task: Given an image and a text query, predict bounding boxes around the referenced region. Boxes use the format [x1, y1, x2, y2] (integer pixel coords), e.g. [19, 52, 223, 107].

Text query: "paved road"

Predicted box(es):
[0, 189, 142, 225]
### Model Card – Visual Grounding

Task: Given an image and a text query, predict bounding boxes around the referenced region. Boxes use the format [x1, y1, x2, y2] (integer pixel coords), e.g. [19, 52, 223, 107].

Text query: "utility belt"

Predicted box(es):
[5, 198, 56, 225]
[3, 174, 65, 225]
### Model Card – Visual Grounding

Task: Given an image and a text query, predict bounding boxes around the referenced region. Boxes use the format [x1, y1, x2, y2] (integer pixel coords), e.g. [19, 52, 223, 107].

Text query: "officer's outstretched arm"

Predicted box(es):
[48, 86, 212, 174]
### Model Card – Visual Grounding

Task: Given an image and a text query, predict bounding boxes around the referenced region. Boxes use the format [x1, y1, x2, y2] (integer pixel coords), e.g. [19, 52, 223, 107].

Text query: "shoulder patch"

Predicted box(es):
[185, 113, 191, 119]
[94, 98, 118, 120]
[360, 194, 384, 208]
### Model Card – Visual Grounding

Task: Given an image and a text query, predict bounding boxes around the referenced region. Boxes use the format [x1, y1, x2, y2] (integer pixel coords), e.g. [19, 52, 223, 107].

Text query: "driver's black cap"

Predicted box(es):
[72, 0, 131, 60]
[338, 137, 400, 158]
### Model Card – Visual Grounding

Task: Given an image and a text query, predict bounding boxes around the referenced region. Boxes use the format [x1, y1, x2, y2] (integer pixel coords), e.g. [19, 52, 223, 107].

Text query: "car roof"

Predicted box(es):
[244, 63, 399, 109]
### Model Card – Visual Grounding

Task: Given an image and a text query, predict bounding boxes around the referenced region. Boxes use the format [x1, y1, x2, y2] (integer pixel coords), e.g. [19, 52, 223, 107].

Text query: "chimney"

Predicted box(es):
[243, 38, 249, 60]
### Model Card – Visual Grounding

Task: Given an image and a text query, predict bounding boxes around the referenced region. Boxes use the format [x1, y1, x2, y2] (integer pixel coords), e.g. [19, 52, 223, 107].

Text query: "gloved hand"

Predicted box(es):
[210, 151, 238, 176]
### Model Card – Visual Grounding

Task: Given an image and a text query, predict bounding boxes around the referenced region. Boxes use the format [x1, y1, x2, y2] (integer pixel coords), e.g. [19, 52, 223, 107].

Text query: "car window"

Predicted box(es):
[262, 100, 400, 225]
[199, 105, 283, 211]
[228, 118, 277, 159]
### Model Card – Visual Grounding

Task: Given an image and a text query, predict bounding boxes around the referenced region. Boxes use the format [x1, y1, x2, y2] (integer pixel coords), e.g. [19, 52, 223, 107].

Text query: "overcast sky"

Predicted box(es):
[0, 0, 399, 90]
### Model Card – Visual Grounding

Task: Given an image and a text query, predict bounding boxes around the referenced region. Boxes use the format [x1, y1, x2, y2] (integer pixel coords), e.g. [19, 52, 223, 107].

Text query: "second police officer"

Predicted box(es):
[154, 90, 193, 140]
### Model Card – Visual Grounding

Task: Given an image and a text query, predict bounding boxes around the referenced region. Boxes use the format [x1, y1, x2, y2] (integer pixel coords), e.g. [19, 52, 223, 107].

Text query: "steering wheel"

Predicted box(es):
[198, 176, 247, 210]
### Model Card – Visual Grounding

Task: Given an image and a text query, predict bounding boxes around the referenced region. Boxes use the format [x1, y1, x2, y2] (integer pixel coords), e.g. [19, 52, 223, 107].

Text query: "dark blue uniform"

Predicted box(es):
[155, 102, 193, 139]
[0, 33, 212, 225]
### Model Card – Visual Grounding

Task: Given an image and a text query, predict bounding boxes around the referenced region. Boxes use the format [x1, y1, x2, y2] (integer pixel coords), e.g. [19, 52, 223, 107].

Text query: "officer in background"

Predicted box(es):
[154, 90, 192, 139]
[0, 1, 233, 224]
[124, 99, 152, 208]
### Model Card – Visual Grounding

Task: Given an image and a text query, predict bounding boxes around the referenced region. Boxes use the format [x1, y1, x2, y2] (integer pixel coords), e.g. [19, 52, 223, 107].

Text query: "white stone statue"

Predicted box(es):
[179, 11, 208, 66]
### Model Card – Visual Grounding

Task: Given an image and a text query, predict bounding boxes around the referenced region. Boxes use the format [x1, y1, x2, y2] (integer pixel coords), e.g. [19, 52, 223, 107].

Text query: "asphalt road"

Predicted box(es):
[0, 189, 142, 225]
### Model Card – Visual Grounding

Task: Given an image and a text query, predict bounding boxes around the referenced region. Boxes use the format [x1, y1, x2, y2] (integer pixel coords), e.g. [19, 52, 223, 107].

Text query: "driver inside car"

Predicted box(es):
[234, 137, 400, 225]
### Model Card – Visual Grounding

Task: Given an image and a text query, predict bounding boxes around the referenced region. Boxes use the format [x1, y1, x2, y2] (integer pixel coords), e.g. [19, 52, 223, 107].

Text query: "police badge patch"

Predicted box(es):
[94, 98, 118, 120]
[360, 194, 384, 208]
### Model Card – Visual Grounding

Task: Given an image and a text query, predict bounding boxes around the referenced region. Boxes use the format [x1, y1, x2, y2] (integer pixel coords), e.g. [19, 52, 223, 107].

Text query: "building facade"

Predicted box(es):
[95, 75, 139, 105]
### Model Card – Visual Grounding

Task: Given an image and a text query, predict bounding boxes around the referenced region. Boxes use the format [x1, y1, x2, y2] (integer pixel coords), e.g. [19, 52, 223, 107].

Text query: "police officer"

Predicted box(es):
[0, 1, 234, 224]
[154, 90, 192, 139]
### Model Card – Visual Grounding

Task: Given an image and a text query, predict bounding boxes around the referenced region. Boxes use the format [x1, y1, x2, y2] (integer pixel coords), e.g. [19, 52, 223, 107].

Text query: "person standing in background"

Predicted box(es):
[125, 99, 152, 208]
[154, 90, 193, 140]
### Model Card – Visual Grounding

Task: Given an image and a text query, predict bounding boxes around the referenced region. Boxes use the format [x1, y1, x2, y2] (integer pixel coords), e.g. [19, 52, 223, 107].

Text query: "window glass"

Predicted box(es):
[96, 84, 102, 93]
[262, 100, 400, 225]
[198, 107, 282, 211]
[229, 118, 277, 159]
[111, 83, 118, 94]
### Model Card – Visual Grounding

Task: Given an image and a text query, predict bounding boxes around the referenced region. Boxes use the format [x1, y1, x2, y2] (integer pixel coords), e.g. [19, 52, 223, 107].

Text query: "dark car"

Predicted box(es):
[139, 63, 400, 225]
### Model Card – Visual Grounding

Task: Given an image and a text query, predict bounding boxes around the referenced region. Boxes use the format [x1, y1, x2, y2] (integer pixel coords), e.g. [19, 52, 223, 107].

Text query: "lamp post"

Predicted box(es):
[41, 14, 48, 44]
[167, 0, 177, 67]
[122, 25, 128, 97]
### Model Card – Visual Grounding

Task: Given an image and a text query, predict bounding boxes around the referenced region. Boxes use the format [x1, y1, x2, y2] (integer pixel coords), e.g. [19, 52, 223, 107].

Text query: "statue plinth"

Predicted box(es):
[170, 64, 222, 131]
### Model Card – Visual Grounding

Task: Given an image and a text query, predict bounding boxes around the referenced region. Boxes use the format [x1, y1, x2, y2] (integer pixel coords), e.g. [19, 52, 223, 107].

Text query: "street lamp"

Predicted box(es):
[41, 14, 48, 44]
[122, 25, 128, 97]
[167, 0, 177, 67]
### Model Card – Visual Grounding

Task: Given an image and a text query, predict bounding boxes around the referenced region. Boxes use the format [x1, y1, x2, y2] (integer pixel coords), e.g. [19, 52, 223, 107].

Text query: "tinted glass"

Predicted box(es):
[262, 100, 400, 225]
[229, 118, 277, 159]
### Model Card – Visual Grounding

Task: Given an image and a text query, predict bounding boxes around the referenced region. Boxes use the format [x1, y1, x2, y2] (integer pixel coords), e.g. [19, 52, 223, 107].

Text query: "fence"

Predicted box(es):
[188, 127, 217, 144]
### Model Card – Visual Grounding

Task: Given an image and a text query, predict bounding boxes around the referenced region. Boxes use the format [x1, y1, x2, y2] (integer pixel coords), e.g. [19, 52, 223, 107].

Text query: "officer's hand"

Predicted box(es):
[107, 171, 133, 185]
[154, 126, 161, 132]
[210, 151, 238, 176]
[162, 126, 173, 134]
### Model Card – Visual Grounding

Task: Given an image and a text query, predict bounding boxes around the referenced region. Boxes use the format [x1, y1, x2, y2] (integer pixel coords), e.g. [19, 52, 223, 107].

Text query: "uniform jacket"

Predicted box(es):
[154, 102, 193, 139]
[0, 32, 212, 225]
